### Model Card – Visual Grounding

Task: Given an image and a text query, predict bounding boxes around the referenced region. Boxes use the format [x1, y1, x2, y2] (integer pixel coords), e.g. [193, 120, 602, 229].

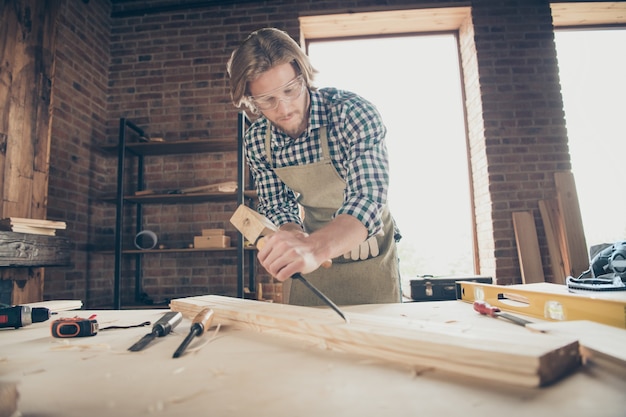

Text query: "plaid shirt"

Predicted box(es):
[244, 88, 390, 237]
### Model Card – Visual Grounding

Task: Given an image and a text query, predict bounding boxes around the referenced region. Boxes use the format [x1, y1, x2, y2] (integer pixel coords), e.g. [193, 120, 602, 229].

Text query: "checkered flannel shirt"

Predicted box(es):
[244, 87, 390, 237]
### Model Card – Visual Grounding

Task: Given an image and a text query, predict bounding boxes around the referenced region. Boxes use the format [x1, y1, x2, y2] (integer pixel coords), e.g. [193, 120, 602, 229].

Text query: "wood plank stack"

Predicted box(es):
[0, 217, 66, 236]
[513, 171, 589, 284]
[170, 295, 581, 388]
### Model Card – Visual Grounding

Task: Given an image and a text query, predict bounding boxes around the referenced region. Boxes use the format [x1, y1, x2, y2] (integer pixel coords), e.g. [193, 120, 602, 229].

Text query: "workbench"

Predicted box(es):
[1, 299, 624, 417]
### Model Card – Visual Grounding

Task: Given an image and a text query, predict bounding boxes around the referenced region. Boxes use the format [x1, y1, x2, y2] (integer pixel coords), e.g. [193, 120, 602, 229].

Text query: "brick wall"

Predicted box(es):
[45, 0, 112, 306]
[467, 0, 570, 283]
[44, 0, 574, 307]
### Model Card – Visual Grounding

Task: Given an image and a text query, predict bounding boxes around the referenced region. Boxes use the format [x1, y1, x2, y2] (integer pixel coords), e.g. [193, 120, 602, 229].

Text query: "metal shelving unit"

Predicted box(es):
[109, 115, 255, 309]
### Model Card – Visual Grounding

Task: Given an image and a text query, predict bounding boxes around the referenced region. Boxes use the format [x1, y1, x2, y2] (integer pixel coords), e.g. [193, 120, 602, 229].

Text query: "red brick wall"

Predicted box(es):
[45, 0, 112, 306]
[44, 0, 572, 307]
[466, 0, 570, 283]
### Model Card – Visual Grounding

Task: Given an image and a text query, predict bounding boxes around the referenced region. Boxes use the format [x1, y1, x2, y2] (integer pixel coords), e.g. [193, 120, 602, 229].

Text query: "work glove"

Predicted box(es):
[344, 233, 381, 261]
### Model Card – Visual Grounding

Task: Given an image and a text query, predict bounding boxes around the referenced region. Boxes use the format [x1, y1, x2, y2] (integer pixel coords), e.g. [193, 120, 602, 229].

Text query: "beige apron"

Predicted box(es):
[265, 126, 401, 306]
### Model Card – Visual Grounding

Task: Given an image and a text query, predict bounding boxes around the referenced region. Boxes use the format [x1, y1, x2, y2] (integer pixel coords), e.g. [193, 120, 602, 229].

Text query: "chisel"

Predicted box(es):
[291, 274, 349, 323]
[128, 311, 182, 352]
[172, 308, 214, 358]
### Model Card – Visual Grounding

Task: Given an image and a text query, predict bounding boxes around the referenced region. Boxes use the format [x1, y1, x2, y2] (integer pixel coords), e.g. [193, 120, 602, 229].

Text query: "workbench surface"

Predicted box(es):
[1, 300, 624, 417]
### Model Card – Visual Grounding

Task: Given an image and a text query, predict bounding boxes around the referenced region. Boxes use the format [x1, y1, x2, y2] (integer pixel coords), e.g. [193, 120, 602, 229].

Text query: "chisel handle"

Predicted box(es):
[172, 308, 214, 358]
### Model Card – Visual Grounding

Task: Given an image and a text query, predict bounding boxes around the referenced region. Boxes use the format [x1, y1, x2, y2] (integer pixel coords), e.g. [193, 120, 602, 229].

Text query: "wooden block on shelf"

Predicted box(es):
[193, 235, 231, 248]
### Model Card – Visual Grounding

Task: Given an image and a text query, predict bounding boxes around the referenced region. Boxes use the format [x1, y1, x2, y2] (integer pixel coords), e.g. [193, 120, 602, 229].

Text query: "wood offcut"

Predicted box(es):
[170, 295, 581, 388]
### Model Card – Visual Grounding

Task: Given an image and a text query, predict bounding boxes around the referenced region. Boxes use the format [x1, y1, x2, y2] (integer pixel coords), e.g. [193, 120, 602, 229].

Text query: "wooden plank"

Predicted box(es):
[170, 295, 581, 387]
[512, 211, 545, 284]
[527, 320, 626, 372]
[538, 199, 567, 284]
[551, 2, 626, 27]
[0, 217, 66, 229]
[554, 171, 589, 278]
[300, 7, 470, 40]
[0, 232, 71, 267]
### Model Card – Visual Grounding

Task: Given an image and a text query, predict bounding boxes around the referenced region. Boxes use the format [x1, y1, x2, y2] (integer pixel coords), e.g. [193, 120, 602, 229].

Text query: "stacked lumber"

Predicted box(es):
[513, 171, 589, 284]
[135, 181, 237, 196]
[0, 218, 66, 236]
[170, 295, 581, 388]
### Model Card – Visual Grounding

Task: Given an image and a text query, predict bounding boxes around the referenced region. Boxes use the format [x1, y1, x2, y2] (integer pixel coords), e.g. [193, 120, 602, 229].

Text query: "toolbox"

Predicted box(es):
[410, 275, 492, 301]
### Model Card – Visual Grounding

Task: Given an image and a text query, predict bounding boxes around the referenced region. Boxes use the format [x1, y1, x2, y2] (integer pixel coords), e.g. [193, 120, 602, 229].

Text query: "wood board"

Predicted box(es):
[512, 211, 545, 284]
[527, 320, 626, 372]
[538, 199, 567, 284]
[554, 171, 589, 277]
[170, 295, 581, 387]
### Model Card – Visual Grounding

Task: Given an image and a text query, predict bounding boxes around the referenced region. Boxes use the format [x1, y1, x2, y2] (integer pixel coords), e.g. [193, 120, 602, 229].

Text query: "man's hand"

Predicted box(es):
[257, 230, 326, 282]
[257, 214, 368, 281]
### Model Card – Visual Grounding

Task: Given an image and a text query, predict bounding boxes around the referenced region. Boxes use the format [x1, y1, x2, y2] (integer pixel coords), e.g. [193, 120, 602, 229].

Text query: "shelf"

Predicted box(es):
[119, 247, 239, 254]
[107, 115, 254, 309]
[122, 190, 256, 204]
[101, 139, 237, 156]
[97, 245, 257, 255]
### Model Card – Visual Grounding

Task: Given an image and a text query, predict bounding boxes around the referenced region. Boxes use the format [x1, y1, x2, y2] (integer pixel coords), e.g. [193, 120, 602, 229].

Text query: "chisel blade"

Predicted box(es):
[172, 328, 199, 358]
[127, 311, 183, 352]
[128, 332, 157, 351]
[293, 274, 349, 324]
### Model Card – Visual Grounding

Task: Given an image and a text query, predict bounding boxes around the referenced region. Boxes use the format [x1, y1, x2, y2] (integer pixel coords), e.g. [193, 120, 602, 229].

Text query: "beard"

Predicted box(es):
[266, 91, 310, 139]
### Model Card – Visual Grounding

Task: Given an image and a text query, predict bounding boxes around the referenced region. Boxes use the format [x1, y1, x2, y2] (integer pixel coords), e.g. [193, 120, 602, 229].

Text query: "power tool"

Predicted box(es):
[0, 305, 51, 329]
[567, 240, 626, 292]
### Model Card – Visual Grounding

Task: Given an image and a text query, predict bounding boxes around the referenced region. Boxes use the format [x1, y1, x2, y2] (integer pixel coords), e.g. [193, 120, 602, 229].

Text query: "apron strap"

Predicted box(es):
[265, 126, 330, 166]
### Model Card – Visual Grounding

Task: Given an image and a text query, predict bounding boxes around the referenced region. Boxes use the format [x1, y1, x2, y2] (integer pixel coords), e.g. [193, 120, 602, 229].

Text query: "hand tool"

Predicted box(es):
[473, 300, 533, 327]
[51, 315, 98, 338]
[172, 308, 214, 358]
[0, 305, 51, 329]
[230, 204, 349, 323]
[457, 280, 626, 329]
[128, 311, 182, 351]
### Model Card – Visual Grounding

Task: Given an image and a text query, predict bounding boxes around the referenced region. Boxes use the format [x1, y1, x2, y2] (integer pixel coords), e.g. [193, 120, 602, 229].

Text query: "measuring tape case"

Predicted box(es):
[410, 276, 493, 301]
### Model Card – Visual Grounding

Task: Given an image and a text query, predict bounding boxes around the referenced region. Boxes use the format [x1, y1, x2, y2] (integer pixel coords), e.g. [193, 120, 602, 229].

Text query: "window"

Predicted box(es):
[554, 28, 626, 246]
[308, 35, 474, 292]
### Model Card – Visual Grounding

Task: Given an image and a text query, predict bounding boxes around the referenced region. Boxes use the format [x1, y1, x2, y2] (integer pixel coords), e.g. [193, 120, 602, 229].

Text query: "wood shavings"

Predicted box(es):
[183, 323, 222, 356]
[166, 387, 211, 405]
[22, 369, 45, 376]
[50, 340, 111, 352]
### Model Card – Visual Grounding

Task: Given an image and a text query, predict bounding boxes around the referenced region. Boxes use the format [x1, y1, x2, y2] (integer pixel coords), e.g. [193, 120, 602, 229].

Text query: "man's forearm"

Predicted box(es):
[308, 214, 368, 262]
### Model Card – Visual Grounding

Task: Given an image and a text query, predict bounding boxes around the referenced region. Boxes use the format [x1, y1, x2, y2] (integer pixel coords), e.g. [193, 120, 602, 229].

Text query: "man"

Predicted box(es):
[227, 28, 401, 306]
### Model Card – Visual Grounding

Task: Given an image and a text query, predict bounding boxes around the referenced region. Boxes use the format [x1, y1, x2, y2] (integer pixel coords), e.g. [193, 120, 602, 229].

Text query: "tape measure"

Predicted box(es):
[51, 316, 98, 338]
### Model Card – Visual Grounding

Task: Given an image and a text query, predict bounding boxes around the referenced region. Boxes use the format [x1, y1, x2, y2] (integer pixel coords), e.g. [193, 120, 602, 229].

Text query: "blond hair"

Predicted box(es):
[227, 28, 316, 111]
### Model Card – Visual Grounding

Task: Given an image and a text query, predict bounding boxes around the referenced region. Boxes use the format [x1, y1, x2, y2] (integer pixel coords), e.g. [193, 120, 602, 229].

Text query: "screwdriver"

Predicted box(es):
[172, 308, 214, 358]
[473, 300, 533, 327]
